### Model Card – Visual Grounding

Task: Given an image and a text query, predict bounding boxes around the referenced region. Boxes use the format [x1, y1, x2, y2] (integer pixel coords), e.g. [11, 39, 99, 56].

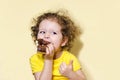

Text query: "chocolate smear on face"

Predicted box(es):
[37, 39, 50, 52]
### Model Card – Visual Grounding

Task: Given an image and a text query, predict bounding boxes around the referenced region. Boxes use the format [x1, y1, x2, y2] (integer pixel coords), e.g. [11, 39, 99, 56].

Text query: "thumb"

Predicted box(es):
[69, 60, 73, 70]
[69, 60, 73, 65]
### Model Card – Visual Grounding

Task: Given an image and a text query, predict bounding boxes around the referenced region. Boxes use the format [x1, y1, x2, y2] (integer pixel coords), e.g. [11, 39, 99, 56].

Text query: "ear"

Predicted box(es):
[61, 37, 68, 47]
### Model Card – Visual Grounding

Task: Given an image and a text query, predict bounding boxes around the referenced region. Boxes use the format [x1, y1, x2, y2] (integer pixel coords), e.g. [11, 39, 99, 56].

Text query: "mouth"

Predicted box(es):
[37, 39, 50, 52]
[37, 39, 50, 45]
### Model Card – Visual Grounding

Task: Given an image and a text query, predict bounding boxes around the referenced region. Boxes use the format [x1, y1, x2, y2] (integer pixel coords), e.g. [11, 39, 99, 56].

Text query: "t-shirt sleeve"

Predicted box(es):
[29, 54, 43, 73]
[72, 55, 82, 71]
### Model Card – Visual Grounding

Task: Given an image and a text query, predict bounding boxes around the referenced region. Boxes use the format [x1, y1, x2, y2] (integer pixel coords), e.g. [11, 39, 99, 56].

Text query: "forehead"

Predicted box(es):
[39, 19, 61, 31]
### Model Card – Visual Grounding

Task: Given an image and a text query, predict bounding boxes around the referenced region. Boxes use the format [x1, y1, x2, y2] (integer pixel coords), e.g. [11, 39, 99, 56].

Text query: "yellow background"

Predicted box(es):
[0, 0, 120, 80]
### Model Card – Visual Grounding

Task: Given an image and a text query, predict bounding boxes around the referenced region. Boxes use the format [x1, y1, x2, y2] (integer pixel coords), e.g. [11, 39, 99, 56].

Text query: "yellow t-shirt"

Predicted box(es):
[29, 51, 81, 80]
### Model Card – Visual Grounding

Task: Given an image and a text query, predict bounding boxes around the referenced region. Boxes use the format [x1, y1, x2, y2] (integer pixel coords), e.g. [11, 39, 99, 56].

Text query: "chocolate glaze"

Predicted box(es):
[37, 39, 50, 52]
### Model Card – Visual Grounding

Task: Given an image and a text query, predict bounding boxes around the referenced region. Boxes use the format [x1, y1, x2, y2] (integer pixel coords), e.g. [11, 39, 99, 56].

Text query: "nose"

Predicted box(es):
[44, 32, 50, 39]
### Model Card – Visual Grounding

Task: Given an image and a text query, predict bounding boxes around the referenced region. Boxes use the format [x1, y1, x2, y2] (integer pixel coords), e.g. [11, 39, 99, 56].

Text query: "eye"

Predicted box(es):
[39, 31, 45, 34]
[52, 32, 57, 35]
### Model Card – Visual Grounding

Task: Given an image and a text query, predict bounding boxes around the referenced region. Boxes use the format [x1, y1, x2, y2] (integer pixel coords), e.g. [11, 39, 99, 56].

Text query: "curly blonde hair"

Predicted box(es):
[31, 10, 82, 51]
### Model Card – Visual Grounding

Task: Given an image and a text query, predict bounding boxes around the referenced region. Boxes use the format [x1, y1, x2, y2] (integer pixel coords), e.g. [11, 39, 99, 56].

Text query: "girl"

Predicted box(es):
[29, 10, 86, 80]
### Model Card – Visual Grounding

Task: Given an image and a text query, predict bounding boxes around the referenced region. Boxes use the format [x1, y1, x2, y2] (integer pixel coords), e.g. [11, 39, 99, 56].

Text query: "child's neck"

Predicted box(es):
[53, 50, 63, 59]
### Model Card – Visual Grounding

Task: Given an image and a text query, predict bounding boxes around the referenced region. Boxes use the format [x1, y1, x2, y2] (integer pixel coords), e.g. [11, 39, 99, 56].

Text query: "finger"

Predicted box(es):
[59, 66, 63, 74]
[47, 43, 54, 54]
[46, 46, 50, 55]
[69, 60, 73, 65]
[49, 43, 55, 55]
[62, 62, 67, 67]
[68, 60, 73, 70]
[60, 62, 67, 69]
[49, 43, 55, 54]
[59, 63, 65, 73]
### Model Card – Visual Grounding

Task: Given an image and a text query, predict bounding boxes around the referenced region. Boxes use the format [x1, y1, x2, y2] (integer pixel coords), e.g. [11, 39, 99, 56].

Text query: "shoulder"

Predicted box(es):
[29, 52, 43, 61]
[62, 50, 79, 62]
[63, 50, 77, 58]
[29, 52, 44, 73]
[62, 50, 82, 71]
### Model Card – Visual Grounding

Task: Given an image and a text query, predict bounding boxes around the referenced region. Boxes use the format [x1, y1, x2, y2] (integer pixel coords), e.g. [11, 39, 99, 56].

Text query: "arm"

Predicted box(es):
[34, 60, 53, 80]
[67, 70, 86, 80]
[34, 43, 55, 80]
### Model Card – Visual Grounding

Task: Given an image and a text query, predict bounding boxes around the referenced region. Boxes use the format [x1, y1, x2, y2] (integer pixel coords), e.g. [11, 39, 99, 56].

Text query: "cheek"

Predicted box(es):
[53, 39, 63, 48]
[37, 34, 43, 39]
[53, 43, 61, 51]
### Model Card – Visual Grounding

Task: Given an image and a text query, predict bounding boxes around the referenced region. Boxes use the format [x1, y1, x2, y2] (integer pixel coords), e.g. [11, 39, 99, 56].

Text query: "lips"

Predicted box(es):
[37, 39, 50, 52]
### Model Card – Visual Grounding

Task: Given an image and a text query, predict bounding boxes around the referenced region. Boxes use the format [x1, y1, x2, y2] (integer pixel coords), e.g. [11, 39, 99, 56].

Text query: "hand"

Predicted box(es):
[59, 60, 74, 77]
[44, 43, 55, 60]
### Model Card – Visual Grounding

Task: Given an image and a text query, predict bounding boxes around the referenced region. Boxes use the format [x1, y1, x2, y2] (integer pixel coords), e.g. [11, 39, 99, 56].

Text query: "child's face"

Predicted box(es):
[37, 19, 67, 52]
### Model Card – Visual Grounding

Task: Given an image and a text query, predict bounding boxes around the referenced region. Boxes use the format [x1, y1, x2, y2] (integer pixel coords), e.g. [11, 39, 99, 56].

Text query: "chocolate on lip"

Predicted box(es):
[37, 39, 50, 52]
